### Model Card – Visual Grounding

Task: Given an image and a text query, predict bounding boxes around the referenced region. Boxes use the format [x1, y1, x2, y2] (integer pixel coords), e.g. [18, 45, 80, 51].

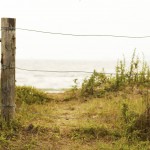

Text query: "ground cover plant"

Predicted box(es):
[0, 50, 150, 149]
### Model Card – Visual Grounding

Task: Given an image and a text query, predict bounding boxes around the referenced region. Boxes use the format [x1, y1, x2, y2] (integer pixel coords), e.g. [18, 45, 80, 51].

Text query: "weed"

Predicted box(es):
[70, 122, 111, 141]
[68, 79, 80, 99]
[0, 117, 22, 148]
[79, 50, 150, 98]
[131, 89, 150, 140]
[120, 102, 140, 140]
[81, 70, 113, 97]
[16, 86, 51, 104]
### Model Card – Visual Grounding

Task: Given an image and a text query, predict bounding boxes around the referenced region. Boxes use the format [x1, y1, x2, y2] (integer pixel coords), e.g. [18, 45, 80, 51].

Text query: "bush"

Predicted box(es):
[81, 70, 115, 97]
[116, 50, 150, 88]
[80, 50, 150, 97]
[16, 86, 50, 104]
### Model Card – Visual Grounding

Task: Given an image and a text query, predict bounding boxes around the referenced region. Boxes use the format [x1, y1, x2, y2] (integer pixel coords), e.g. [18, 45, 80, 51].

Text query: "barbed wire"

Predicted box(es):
[1, 27, 150, 38]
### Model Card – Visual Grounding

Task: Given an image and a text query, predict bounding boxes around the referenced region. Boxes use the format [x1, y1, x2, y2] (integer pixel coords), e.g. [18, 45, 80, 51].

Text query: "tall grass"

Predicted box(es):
[80, 50, 150, 97]
[78, 50, 150, 141]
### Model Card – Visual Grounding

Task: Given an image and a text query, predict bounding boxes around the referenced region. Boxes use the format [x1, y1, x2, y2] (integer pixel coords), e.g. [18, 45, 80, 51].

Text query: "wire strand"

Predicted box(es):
[2, 65, 150, 76]
[1, 27, 150, 38]
[16, 28, 150, 38]
[16, 67, 117, 75]
[1, 64, 115, 74]
[16, 67, 94, 74]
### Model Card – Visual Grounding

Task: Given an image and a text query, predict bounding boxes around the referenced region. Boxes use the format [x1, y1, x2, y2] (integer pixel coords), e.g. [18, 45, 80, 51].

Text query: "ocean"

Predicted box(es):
[16, 60, 117, 92]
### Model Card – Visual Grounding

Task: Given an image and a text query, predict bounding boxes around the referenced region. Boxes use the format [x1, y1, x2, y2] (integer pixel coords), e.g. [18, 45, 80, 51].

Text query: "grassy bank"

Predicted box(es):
[0, 51, 150, 149]
[0, 89, 150, 149]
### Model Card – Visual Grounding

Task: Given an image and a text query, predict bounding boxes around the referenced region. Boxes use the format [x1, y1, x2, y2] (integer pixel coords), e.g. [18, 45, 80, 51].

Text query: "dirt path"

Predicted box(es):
[51, 101, 82, 129]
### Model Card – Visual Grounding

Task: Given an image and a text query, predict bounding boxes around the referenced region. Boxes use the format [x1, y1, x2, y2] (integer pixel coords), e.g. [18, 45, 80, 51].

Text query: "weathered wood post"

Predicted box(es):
[1, 18, 16, 123]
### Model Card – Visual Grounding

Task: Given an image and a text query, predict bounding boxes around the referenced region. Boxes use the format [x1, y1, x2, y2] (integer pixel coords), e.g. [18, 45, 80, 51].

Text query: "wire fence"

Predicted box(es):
[1, 26, 150, 84]
[1, 26, 150, 121]
[1, 27, 150, 38]
[1, 27, 150, 75]
[1, 64, 150, 77]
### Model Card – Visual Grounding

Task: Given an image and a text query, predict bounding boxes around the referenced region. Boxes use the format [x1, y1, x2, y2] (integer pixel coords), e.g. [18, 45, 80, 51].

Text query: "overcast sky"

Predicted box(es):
[0, 0, 150, 61]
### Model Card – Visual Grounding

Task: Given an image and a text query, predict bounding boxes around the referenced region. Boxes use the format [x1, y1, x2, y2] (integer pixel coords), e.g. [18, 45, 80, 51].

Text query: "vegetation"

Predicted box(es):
[0, 50, 150, 149]
[16, 86, 51, 104]
[80, 50, 150, 98]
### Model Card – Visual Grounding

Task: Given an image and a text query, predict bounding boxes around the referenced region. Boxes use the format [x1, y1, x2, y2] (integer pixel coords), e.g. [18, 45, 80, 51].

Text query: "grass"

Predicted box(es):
[1, 51, 150, 149]
[0, 88, 150, 150]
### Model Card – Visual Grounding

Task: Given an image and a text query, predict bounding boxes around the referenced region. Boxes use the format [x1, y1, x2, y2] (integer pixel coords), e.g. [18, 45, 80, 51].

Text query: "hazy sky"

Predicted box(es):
[0, 0, 150, 61]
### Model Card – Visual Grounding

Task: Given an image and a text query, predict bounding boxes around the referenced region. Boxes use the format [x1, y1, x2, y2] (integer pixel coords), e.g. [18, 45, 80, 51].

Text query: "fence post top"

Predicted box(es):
[1, 17, 16, 19]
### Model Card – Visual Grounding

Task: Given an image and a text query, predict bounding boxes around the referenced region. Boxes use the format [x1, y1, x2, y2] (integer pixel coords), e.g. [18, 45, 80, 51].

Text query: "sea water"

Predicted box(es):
[16, 60, 117, 92]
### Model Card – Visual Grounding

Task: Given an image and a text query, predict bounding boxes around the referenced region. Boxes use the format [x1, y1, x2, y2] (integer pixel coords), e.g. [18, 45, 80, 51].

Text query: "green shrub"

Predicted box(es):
[80, 50, 150, 97]
[116, 57, 126, 88]
[129, 89, 150, 140]
[116, 50, 150, 88]
[0, 117, 22, 149]
[16, 86, 50, 104]
[81, 70, 114, 97]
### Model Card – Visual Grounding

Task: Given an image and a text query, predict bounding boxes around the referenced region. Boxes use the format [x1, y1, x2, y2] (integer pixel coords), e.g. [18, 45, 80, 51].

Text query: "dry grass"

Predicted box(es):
[0, 90, 150, 150]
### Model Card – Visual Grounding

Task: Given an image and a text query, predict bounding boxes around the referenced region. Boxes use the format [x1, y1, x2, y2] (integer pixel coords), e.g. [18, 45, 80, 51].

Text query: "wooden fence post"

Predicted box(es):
[1, 18, 16, 123]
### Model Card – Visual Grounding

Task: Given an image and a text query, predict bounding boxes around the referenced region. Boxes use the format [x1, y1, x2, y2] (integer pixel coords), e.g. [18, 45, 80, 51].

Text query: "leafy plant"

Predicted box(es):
[16, 86, 51, 104]
[80, 50, 150, 97]
[81, 70, 113, 97]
